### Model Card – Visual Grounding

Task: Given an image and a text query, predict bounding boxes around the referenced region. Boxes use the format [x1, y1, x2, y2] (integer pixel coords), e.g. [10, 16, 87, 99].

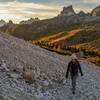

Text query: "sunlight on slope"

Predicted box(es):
[74, 39, 100, 53]
[50, 28, 83, 43]
[39, 31, 68, 41]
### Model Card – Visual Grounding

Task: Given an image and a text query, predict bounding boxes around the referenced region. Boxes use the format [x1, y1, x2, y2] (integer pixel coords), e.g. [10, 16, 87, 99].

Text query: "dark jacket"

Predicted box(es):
[66, 60, 83, 78]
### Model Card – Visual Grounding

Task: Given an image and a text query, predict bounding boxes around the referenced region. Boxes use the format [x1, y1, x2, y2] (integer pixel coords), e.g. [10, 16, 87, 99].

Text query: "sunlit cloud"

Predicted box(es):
[83, 0, 100, 4]
[0, 10, 9, 14]
[0, 1, 61, 23]
[7, 1, 60, 10]
[0, 14, 22, 20]
[74, 7, 92, 13]
[0, 0, 99, 23]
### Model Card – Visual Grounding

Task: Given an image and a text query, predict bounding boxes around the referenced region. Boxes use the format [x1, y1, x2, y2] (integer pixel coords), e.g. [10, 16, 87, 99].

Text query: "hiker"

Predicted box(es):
[66, 54, 83, 94]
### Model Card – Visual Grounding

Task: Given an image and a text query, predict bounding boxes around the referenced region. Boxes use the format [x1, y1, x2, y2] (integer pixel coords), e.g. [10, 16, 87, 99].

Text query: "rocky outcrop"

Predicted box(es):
[20, 18, 40, 24]
[0, 31, 68, 80]
[0, 20, 6, 27]
[78, 11, 86, 17]
[91, 6, 100, 17]
[6, 20, 15, 29]
[59, 5, 76, 16]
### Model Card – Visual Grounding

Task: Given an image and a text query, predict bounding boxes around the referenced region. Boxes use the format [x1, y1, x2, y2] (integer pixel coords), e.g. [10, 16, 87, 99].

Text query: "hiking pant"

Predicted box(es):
[71, 74, 78, 92]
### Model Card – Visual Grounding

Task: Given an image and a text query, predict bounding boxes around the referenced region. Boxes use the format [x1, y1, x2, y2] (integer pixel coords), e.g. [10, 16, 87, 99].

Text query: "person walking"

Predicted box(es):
[66, 54, 83, 94]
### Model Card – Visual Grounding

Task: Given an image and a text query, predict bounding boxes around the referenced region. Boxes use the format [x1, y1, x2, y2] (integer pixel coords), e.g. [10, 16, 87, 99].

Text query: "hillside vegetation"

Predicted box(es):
[31, 22, 100, 66]
[0, 21, 82, 40]
[33, 22, 100, 45]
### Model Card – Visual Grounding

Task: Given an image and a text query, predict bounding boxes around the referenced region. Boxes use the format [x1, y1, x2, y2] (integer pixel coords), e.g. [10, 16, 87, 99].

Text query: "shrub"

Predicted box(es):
[23, 68, 36, 84]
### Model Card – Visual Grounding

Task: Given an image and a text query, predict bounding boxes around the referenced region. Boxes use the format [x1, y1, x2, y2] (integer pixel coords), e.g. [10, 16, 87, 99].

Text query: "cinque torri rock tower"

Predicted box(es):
[59, 5, 76, 16]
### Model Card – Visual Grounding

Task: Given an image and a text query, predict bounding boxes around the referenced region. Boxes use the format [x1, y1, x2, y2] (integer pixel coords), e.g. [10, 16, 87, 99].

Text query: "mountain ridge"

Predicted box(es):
[0, 5, 100, 41]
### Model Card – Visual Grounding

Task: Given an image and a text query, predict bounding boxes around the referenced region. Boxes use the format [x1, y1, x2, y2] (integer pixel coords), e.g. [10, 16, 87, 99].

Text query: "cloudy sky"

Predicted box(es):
[0, 0, 99, 23]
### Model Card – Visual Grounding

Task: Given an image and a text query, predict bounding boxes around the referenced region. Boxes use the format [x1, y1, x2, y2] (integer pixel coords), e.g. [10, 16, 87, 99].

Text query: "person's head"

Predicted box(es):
[71, 54, 77, 62]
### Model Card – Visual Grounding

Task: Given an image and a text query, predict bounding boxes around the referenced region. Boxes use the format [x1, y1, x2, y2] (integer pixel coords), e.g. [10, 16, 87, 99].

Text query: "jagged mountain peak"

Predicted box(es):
[59, 5, 76, 16]
[78, 11, 86, 16]
[91, 6, 100, 17]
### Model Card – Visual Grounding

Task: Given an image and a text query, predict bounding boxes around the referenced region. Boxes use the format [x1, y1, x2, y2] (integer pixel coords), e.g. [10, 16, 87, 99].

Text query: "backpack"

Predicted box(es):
[70, 61, 78, 75]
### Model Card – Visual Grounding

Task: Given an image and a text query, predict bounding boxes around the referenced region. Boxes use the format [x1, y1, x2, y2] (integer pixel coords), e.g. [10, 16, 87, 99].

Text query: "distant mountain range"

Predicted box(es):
[0, 5, 100, 56]
[20, 17, 40, 24]
[0, 5, 100, 41]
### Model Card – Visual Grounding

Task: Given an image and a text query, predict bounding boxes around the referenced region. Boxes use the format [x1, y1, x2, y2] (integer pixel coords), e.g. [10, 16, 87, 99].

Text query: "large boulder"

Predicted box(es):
[91, 6, 100, 17]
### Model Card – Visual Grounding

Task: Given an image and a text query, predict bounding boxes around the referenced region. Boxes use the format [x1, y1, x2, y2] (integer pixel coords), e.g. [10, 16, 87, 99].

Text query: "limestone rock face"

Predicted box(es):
[0, 20, 6, 27]
[7, 20, 15, 29]
[78, 11, 86, 16]
[60, 5, 76, 16]
[91, 6, 100, 17]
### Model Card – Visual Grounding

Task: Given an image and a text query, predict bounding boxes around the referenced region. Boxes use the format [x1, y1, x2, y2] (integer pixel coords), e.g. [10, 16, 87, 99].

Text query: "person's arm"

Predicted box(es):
[66, 62, 71, 78]
[77, 61, 83, 76]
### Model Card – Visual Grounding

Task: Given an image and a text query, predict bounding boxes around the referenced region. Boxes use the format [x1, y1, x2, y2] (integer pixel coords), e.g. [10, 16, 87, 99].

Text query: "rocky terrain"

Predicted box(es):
[91, 6, 100, 17]
[0, 31, 100, 100]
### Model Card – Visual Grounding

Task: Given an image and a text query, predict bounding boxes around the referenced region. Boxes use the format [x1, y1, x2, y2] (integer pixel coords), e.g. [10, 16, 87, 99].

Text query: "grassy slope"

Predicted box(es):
[0, 15, 83, 41]
[74, 39, 100, 53]
[38, 22, 100, 46]
[50, 28, 82, 43]
[11, 23, 82, 40]
[37, 22, 100, 66]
